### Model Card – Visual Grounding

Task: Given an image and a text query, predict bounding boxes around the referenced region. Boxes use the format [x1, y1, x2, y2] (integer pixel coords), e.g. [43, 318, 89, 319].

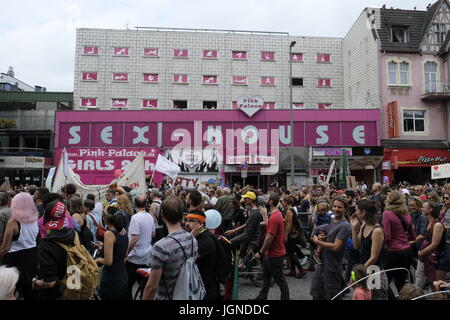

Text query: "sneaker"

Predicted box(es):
[296, 269, 307, 279]
[299, 257, 308, 266]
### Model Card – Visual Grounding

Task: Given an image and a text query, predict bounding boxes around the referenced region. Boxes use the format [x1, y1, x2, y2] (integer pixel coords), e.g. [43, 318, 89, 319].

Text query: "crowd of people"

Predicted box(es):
[0, 180, 449, 300]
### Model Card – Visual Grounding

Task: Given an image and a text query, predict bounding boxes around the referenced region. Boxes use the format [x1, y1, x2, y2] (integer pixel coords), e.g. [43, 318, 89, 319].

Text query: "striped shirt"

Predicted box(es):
[149, 229, 198, 300]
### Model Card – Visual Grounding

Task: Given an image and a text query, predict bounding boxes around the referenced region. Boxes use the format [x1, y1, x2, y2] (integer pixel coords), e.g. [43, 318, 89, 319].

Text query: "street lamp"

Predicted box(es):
[289, 40, 296, 187]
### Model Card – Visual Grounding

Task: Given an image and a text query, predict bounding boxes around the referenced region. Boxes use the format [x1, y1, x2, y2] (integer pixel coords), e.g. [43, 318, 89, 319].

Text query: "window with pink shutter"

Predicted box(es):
[173, 49, 189, 58]
[293, 103, 304, 109]
[112, 99, 128, 108]
[143, 74, 159, 83]
[261, 51, 275, 61]
[80, 98, 97, 108]
[318, 103, 332, 109]
[317, 53, 331, 63]
[203, 50, 218, 59]
[261, 77, 275, 86]
[144, 48, 159, 57]
[113, 47, 129, 56]
[203, 75, 218, 85]
[232, 51, 247, 60]
[83, 46, 99, 55]
[142, 99, 158, 108]
[317, 79, 331, 87]
[290, 53, 303, 62]
[82, 72, 98, 81]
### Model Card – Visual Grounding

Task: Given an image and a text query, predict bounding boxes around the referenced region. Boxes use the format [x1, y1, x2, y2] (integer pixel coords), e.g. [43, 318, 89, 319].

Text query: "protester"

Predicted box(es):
[350, 264, 371, 300]
[0, 265, 19, 300]
[126, 194, 156, 300]
[350, 199, 387, 299]
[398, 283, 424, 300]
[33, 200, 76, 300]
[418, 200, 450, 289]
[149, 188, 165, 242]
[225, 192, 262, 261]
[408, 197, 428, 289]
[34, 187, 49, 218]
[105, 189, 118, 207]
[95, 210, 129, 300]
[85, 199, 102, 242]
[282, 194, 307, 278]
[310, 197, 351, 300]
[116, 194, 133, 233]
[215, 187, 235, 232]
[0, 192, 11, 248]
[143, 196, 198, 300]
[0, 192, 38, 300]
[382, 191, 416, 299]
[253, 193, 290, 300]
[38, 193, 74, 240]
[185, 210, 220, 300]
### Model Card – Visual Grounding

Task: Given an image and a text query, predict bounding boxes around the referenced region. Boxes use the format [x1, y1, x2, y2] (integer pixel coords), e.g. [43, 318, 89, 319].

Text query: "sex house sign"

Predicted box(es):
[54, 109, 380, 181]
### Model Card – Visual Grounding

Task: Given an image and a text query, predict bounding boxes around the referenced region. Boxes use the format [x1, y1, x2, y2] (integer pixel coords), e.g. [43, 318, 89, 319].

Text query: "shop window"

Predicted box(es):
[173, 100, 188, 109]
[23, 136, 37, 149]
[9, 135, 19, 150]
[203, 101, 217, 109]
[292, 78, 303, 86]
[403, 110, 425, 132]
[37, 136, 50, 151]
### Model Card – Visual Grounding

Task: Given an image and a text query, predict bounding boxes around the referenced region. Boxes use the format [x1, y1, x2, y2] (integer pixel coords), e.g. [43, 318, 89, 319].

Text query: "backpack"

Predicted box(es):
[163, 235, 206, 300]
[207, 233, 232, 284]
[54, 233, 100, 300]
[152, 200, 163, 226]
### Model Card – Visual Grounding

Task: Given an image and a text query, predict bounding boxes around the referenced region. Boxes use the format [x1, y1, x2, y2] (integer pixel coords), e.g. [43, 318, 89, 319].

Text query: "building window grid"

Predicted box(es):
[388, 61, 410, 86]
[433, 23, 446, 44]
[403, 110, 425, 132]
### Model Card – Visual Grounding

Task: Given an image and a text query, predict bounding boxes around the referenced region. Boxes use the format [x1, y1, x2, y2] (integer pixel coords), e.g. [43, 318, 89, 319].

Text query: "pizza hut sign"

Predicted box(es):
[237, 96, 264, 118]
[418, 156, 447, 164]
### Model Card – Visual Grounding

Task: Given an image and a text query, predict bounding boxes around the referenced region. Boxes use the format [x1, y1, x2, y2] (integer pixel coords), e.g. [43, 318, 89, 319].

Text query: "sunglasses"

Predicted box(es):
[185, 218, 199, 223]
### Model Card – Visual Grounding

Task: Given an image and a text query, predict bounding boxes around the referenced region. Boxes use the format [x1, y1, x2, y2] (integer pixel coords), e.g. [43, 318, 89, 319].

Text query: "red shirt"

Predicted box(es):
[265, 210, 286, 258]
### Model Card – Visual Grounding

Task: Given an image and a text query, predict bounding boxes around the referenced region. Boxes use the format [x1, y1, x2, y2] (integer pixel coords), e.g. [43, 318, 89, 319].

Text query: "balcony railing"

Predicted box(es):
[421, 81, 450, 100]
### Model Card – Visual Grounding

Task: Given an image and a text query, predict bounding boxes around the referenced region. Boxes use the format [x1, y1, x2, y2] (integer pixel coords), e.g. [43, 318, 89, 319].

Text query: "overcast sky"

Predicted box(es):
[1, 0, 434, 91]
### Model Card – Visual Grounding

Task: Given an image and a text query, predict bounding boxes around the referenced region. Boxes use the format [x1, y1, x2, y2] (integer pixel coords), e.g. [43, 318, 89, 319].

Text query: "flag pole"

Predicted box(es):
[149, 170, 156, 187]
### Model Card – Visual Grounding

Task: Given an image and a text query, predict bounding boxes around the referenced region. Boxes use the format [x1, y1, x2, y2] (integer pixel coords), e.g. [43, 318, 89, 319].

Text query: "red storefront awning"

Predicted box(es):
[384, 148, 450, 167]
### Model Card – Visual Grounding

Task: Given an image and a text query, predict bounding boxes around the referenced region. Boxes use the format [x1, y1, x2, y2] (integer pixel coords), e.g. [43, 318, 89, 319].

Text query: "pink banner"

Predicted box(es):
[203, 50, 218, 59]
[83, 46, 98, 55]
[56, 110, 380, 149]
[54, 148, 162, 185]
[305, 123, 340, 146]
[143, 74, 158, 82]
[82, 72, 97, 81]
[114, 47, 129, 56]
[144, 48, 159, 57]
[261, 77, 275, 86]
[113, 73, 128, 81]
[232, 51, 247, 59]
[261, 51, 275, 61]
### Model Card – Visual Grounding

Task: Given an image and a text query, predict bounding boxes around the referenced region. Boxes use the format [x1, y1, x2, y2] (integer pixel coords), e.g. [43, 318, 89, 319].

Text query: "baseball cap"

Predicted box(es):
[242, 192, 256, 201]
[44, 201, 67, 230]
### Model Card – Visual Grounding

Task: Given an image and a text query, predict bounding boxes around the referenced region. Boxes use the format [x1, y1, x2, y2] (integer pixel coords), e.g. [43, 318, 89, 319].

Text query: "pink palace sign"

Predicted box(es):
[54, 109, 380, 184]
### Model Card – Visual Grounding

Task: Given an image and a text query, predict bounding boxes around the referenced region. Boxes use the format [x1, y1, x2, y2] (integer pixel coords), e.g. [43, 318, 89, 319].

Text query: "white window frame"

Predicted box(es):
[386, 57, 412, 87]
[401, 107, 429, 136]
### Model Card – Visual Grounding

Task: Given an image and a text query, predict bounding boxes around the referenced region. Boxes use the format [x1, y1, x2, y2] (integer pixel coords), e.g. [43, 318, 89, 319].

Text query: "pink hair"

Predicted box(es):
[11, 192, 38, 223]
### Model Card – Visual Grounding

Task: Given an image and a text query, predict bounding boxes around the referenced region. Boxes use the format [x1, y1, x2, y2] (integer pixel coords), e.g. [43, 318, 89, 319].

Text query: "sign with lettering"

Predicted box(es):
[203, 75, 218, 85]
[82, 72, 97, 81]
[0, 119, 16, 128]
[431, 163, 450, 179]
[24, 157, 44, 168]
[232, 51, 247, 59]
[143, 74, 159, 83]
[386, 148, 450, 167]
[236, 96, 264, 117]
[112, 73, 128, 81]
[113, 47, 129, 56]
[313, 148, 352, 157]
[173, 49, 188, 58]
[387, 101, 399, 138]
[261, 51, 275, 61]
[80, 98, 96, 108]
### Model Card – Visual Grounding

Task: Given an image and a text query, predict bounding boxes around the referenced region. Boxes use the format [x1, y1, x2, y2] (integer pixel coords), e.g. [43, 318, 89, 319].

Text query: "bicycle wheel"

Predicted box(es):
[248, 257, 276, 287]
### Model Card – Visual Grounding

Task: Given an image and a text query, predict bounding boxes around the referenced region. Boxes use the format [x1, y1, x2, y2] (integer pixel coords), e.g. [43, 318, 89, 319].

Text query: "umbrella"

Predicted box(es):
[338, 148, 350, 188]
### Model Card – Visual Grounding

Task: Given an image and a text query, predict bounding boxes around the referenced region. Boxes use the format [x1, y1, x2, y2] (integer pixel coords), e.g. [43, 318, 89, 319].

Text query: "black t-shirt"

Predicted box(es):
[244, 208, 262, 240]
[196, 230, 219, 300]
[233, 208, 247, 227]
